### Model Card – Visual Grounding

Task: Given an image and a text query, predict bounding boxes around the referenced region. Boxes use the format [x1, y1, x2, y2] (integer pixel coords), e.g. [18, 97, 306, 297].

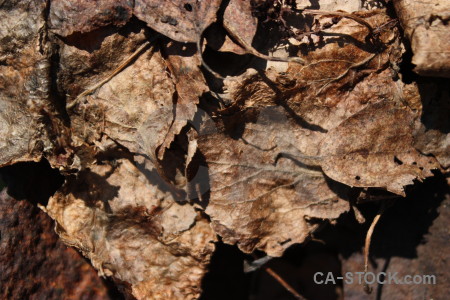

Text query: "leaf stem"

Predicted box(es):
[265, 267, 307, 300]
[363, 201, 385, 294]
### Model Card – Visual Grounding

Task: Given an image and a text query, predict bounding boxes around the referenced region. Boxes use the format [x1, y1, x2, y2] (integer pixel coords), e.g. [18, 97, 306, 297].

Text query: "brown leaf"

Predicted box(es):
[0, 0, 51, 167]
[134, 0, 222, 43]
[296, 0, 364, 12]
[45, 158, 216, 299]
[191, 9, 437, 255]
[49, 0, 133, 37]
[62, 30, 175, 165]
[319, 101, 440, 196]
[393, 0, 450, 77]
[80, 44, 174, 157]
[226, 67, 442, 199]
[222, 0, 258, 52]
[157, 42, 208, 159]
[194, 106, 350, 256]
[55, 27, 149, 101]
[2, 3, 448, 297]
[62, 32, 206, 168]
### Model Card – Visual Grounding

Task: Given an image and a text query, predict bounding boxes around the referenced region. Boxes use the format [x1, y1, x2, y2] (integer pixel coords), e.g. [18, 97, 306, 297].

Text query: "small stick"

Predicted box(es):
[222, 10, 374, 69]
[316, 53, 376, 95]
[67, 39, 157, 109]
[265, 267, 307, 300]
[197, 37, 225, 79]
[148, 201, 174, 220]
[303, 10, 374, 36]
[223, 23, 305, 65]
[363, 202, 385, 294]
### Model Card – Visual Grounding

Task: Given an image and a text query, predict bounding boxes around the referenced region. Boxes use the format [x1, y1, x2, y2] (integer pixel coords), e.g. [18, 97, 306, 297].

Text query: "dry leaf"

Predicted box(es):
[134, 0, 222, 43]
[187, 10, 440, 256]
[56, 26, 149, 103]
[157, 42, 208, 159]
[393, 0, 450, 77]
[45, 158, 216, 299]
[192, 105, 350, 256]
[49, 0, 133, 36]
[296, 0, 363, 12]
[223, 0, 258, 51]
[1, 2, 448, 298]
[319, 101, 440, 196]
[0, 0, 51, 167]
[62, 32, 207, 168]
[69, 40, 174, 158]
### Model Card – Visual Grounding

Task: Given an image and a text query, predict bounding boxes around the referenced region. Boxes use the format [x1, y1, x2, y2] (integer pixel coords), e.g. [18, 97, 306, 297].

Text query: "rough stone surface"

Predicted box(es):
[0, 188, 116, 300]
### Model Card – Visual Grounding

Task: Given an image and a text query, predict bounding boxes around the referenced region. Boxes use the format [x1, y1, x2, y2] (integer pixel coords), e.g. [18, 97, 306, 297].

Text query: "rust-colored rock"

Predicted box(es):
[0, 189, 114, 300]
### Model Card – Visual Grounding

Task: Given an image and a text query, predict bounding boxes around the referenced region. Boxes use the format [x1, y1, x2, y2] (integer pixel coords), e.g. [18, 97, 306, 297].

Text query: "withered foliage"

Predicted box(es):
[0, 0, 448, 299]
[393, 0, 450, 77]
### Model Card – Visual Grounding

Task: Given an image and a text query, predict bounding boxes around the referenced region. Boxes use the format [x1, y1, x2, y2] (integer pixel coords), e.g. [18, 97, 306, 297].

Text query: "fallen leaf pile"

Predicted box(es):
[0, 0, 448, 299]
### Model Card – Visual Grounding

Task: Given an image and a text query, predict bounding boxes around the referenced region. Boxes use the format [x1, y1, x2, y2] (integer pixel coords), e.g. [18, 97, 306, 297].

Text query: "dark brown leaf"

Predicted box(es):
[319, 101, 440, 196]
[49, 0, 133, 36]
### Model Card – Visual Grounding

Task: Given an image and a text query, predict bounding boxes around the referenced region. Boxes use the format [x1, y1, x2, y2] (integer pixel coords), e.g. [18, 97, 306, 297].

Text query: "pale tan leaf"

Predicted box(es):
[134, 0, 222, 43]
[45, 159, 216, 300]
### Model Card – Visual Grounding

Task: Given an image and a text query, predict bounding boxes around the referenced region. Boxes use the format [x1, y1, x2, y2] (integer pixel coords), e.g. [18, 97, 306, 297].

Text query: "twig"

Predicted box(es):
[295, 58, 353, 76]
[303, 10, 374, 36]
[149, 201, 174, 220]
[316, 53, 376, 95]
[197, 37, 225, 79]
[363, 201, 385, 294]
[67, 38, 157, 110]
[302, 59, 355, 69]
[223, 23, 305, 65]
[265, 267, 307, 300]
